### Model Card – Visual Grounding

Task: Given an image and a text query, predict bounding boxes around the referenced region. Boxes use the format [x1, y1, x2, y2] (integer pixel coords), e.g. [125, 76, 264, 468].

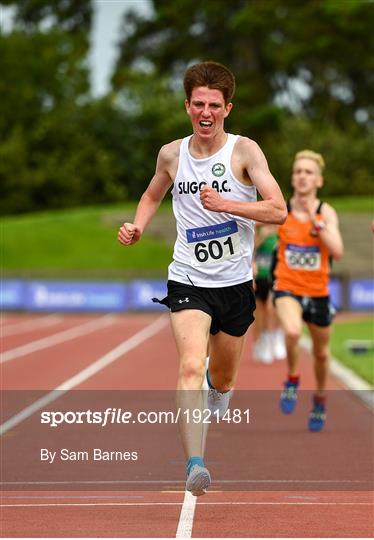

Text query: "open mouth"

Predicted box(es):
[199, 121, 212, 128]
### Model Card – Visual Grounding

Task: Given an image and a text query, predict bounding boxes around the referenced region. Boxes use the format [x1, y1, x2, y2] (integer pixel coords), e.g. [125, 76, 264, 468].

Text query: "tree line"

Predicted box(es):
[0, 0, 373, 215]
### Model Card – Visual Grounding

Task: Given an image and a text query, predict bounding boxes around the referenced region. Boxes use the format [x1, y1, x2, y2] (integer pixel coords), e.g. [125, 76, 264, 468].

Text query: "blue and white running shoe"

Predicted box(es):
[186, 465, 211, 496]
[308, 402, 326, 432]
[280, 380, 299, 414]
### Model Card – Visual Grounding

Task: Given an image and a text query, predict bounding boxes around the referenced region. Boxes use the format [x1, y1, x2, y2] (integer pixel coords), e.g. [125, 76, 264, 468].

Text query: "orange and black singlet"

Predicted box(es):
[273, 201, 330, 297]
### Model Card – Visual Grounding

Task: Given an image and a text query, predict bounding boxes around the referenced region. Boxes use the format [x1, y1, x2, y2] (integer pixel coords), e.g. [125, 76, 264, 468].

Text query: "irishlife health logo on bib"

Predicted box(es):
[212, 163, 225, 177]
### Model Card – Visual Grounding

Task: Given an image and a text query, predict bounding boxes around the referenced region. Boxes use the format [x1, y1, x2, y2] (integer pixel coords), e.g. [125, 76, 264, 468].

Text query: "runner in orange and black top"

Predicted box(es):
[273, 149, 344, 431]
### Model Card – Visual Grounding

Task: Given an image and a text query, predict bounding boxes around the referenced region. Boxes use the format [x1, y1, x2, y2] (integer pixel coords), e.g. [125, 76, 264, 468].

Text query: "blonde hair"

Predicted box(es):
[294, 150, 325, 173]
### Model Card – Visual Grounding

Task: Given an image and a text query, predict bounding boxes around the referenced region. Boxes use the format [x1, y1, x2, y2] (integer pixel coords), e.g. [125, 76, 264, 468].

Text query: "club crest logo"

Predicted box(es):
[212, 163, 225, 177]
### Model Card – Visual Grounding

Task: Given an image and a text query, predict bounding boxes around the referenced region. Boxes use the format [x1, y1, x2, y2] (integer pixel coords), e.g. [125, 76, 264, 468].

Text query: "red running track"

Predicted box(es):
[1, 313, 373, 538]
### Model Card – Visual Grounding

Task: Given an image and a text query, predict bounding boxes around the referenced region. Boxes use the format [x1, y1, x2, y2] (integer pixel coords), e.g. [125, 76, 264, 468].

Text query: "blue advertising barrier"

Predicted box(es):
[24, 281, 129, 312]
[329, 278, 343, 310]
[349, 279, 374, 310]
[1, 278, 372, 312]
[129, 280, 168, 311]
[0, 280, 26, 309]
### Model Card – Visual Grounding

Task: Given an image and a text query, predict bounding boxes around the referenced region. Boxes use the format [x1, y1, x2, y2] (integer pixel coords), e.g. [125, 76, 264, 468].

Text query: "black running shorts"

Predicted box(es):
[273, 290, 335, 327]
[154, 280, 256, 337]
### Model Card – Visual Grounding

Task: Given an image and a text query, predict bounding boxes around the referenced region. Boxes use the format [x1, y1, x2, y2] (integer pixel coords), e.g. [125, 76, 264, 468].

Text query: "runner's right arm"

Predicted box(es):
[118, 144, 175, 246]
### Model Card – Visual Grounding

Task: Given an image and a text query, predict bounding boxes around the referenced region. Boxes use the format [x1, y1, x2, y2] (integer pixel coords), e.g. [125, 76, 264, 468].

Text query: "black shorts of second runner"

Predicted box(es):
[159, 280, 256, 337]
[254, 277, 272, 302]
[273, 290, 336, 327]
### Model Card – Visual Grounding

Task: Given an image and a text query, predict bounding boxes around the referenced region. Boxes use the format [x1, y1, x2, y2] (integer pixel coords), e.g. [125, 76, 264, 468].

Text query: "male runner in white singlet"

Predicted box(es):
[118, 62, 287, 495]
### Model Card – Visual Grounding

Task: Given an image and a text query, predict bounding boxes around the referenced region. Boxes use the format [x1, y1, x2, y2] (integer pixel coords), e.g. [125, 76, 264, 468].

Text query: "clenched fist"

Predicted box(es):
[118, 222, 142, 246]
[200, 185, 225, 212]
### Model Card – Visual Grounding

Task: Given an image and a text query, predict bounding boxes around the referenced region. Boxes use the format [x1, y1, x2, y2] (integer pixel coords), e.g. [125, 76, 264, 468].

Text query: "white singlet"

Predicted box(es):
[168, 133, 257, 287]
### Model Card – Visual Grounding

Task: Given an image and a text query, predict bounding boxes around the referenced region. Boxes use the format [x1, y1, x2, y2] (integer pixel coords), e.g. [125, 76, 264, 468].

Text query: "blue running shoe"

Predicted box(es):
[280, 381, 298, 414]
[308, 402, 326, 432]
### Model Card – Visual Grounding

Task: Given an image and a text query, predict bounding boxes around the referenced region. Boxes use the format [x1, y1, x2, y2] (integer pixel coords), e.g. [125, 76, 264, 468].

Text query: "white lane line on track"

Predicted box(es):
[2, 493, 372, 501]
[1, 501, 372, 508]
[1, 314, 63, 337]
[1, 314, 117, 364]
[176, 491, 196, 538]
[3, 495, 145, 499]
[0, 315, 168, 436]
[300, 336, 374, 409]
[1, 479, 366, 485]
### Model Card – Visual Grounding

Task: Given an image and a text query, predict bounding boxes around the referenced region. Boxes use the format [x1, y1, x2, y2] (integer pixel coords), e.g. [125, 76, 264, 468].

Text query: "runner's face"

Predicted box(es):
[185, 87, 232, 139]
[292, 158, 323, 195]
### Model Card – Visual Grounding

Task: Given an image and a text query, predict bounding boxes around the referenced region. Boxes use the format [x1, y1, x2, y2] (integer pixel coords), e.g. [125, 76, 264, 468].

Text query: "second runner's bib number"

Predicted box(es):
[186, 220, 241, 266]
[285, 244, 321, 270]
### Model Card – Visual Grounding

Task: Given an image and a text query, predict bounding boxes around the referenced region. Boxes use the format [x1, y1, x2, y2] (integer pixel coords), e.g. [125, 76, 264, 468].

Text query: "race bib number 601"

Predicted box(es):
[186, 220, 241, 266]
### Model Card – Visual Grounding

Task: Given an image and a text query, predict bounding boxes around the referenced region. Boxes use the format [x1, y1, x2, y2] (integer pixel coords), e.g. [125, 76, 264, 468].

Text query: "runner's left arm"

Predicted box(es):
[314, 203, 344, 260]
[200, 137, 287, 225]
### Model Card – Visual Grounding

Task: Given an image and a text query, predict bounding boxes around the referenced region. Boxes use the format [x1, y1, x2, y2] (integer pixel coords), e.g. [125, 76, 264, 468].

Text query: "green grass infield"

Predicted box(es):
[1, 196, 371, 278]
[1, 203, 173, 279]
[330, 317, 373, 386]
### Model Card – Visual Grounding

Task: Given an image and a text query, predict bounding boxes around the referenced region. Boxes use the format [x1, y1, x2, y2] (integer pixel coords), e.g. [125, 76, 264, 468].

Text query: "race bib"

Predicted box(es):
[186, 220, 241, 266]
[285, 244, 321, 271]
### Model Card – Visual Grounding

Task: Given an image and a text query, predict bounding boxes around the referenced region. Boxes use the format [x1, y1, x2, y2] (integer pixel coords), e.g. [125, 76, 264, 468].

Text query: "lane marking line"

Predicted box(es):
[1, 501, 372, 508]
[1, 479, 367, 485]
[2, 493, 371, 501]
[1, 314, 63, 337]
[1, 314, 116, 364]
[2, 495, 145, 499]
[300, 336, 374, 410]
[0, 315, 168, 435]
[176, 491, 196, 538]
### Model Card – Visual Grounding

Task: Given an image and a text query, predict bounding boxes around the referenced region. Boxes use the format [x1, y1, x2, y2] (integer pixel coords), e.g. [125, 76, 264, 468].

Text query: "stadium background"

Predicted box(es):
[1, 0, 373, 381]
[1, 2, 373, 538]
